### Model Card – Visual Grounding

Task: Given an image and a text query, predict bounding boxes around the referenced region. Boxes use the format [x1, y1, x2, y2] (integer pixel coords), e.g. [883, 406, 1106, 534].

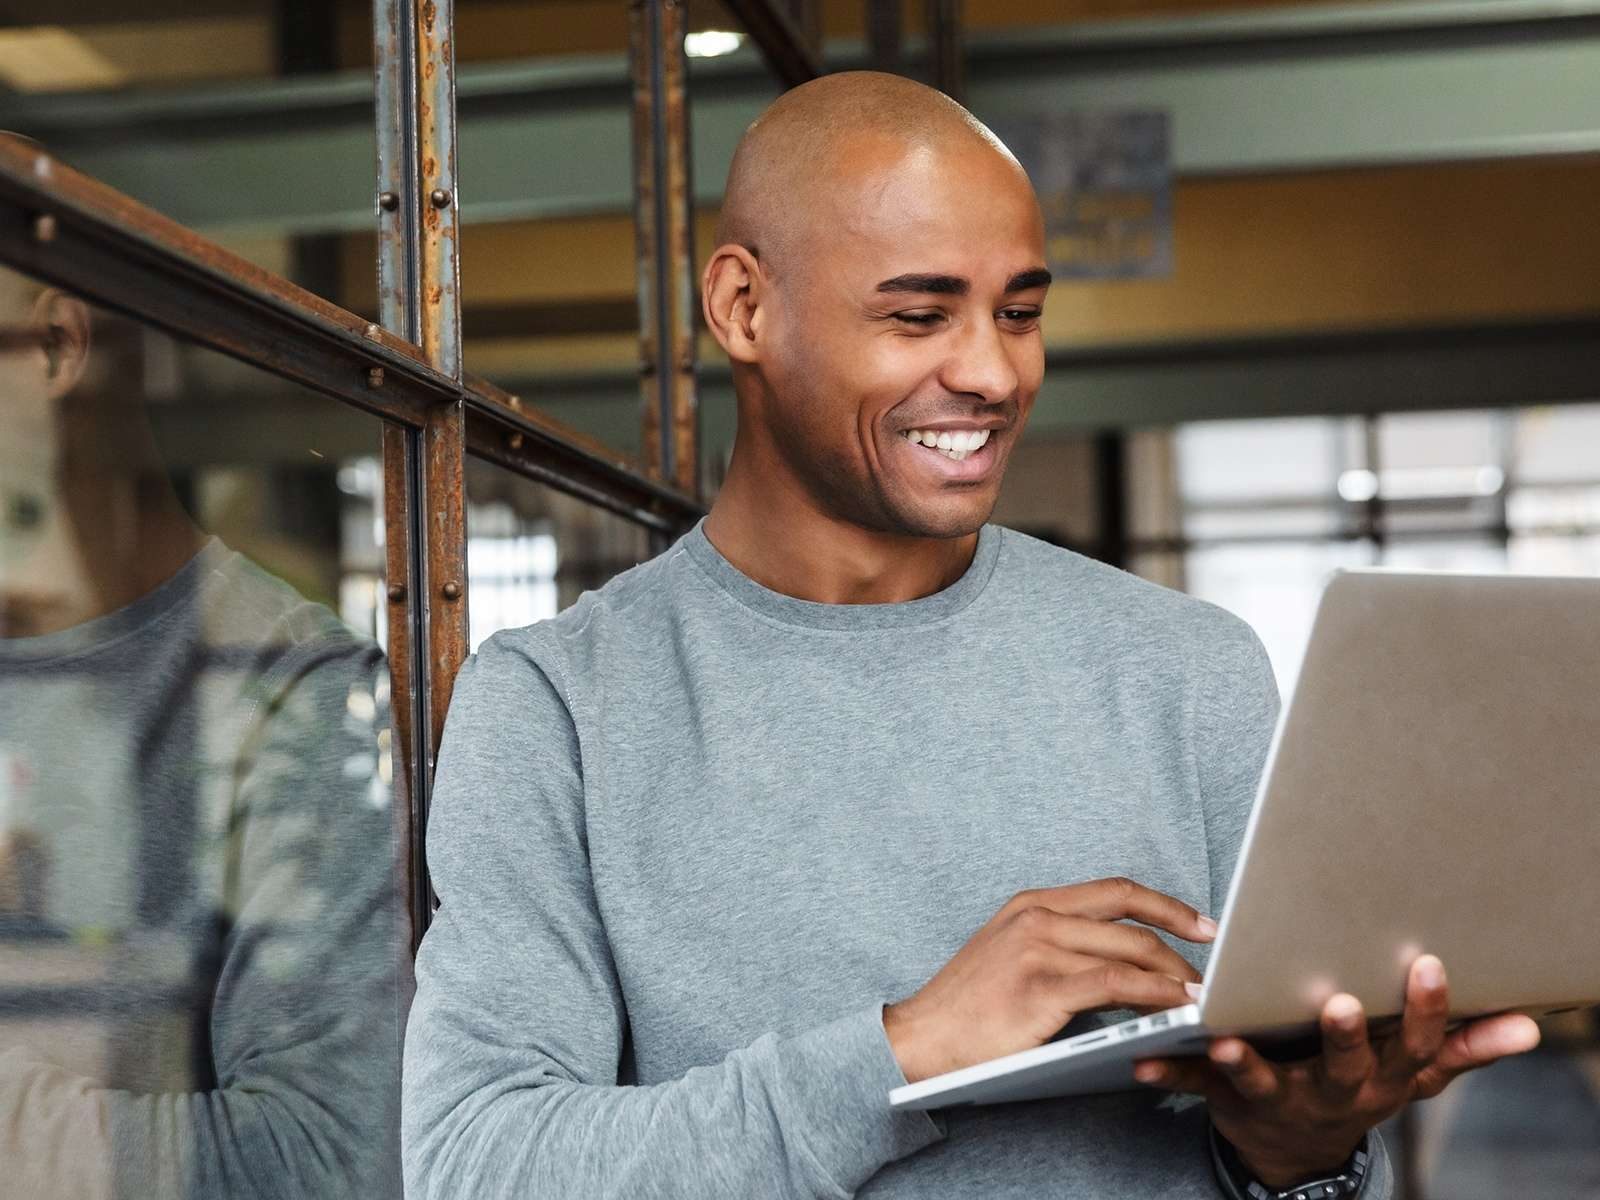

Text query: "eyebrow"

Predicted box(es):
[874, 267, 1053, 296]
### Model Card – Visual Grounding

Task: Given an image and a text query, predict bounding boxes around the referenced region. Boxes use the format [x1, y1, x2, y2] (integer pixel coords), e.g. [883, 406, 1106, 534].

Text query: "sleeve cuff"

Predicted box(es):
[770, 1003, 948, 1198]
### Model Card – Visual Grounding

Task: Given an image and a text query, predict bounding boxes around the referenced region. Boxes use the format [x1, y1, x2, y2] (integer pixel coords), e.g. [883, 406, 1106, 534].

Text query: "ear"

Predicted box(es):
[701, 243, 766, 366]
[32, 288, 91, 400]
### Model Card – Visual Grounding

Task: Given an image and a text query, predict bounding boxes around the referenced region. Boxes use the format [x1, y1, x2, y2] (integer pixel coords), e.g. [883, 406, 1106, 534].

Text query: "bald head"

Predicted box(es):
[716, 72, 1028, 283]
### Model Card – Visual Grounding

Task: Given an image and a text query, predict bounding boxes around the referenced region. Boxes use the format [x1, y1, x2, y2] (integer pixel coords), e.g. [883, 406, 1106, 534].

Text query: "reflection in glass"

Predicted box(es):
[0, 266, 403, 1197]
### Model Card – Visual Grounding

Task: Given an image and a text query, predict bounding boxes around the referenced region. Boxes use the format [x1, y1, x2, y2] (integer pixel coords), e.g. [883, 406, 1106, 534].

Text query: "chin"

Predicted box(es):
[883, 494, 997, 541]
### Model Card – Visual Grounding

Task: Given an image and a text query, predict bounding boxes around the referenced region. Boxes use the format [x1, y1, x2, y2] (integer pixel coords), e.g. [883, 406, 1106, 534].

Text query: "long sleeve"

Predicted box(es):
[401, 630, 945, 1200]
[1190, 612, 1280, 924]
[0, 640, 404, 1199]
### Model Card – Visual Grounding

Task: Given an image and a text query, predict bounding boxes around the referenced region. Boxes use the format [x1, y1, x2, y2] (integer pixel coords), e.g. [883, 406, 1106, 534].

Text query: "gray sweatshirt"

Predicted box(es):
[403, 518, 1393, 1198]
[0, 537, 404, 1199]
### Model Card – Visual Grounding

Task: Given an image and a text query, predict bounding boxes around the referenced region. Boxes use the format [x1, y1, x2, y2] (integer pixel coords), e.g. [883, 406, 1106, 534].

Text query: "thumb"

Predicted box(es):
[1412, 1013, 1540, 1100]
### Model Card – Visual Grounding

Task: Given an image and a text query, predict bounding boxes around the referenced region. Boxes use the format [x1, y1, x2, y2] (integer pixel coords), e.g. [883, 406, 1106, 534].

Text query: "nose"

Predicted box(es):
[937, 313, 1019, 407]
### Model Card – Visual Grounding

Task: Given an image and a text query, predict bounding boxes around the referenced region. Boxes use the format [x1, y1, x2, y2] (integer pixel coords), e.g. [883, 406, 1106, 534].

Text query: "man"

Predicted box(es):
[0, 258, 403, 1197]
[401, 72, 1538, 1198]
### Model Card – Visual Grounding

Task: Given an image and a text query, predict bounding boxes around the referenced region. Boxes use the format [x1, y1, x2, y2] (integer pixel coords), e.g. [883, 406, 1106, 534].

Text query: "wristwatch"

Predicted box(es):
[1208, 1121, 1371, 1200]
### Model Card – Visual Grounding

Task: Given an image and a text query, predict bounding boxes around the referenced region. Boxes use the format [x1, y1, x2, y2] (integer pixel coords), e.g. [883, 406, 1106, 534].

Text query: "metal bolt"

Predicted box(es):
[378, 191, 400, 212]
[386, 582, 406, 602]
[508, 432, 524, 451]
[32, 213, 56, 243]
[365, 322, 382, 339]
[367, 366, 385, 389]
[507, 394, 522, 409]
[441, 580, 462, 601]
[430, 188, 452, 209]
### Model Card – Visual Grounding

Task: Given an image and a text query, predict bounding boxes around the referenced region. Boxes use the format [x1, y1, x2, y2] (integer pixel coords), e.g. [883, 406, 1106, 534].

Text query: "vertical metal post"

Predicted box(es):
[1362, 414, 1386, 561]
[924, 0, 964, 102]
[787, 0, 822, 60]
[1095, 430, 1129, 570]
[630, 0, 700, 502]
[868, 0, 902, 73]
[374, 0, 467, 940]
[414, 0, 470, 843]
[417, 0, 463, 382]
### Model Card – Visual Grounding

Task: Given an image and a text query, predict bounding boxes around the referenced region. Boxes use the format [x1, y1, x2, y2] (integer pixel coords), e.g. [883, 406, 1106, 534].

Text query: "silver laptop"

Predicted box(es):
[891, 568, 1600, 1111]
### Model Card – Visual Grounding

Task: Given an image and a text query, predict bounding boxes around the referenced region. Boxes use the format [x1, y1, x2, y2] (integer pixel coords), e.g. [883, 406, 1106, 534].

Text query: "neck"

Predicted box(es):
[3, 495, 209, 640]
[705, 436, 979, 606]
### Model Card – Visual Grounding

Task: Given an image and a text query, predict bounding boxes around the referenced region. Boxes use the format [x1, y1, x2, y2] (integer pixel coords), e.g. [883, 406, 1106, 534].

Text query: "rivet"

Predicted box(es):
[507, 394, 522, 409]
[441, 580, 462, 601]
[378, 191, 400, 211]
[32, 213, 56, 243]
[365, 322, 382, 339]
[386, 582, 406, 602]
[430, 188, 452, 209]
[508, 432, 524, 451]
[367, 366, 385, 388]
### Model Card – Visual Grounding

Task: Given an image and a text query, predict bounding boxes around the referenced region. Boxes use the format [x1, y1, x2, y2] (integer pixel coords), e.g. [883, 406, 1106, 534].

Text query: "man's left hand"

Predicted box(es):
[1131, 954, 1542, 1187]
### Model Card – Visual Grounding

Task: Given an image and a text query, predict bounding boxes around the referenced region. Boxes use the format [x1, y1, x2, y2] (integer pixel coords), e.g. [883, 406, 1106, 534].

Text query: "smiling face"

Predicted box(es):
[756, 136, 1048, 539]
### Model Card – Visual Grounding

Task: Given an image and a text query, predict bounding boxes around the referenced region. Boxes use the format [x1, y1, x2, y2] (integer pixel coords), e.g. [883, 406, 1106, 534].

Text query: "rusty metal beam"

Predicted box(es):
[0, 135, 438, 428]
[717, 0, 823, 89]
[416, 0, 463, 383]
[0, 134, 696, 526]
[630, 0, 700, 499]
[409, 0, 471, 846]
[465, 372, 704, 532]
[381, 423, 427, 954]
[374, 0, 432, 948]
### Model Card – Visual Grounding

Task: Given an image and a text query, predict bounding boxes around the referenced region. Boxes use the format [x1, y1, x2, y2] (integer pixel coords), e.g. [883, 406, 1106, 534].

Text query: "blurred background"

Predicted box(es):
[0, 1, 1596, 1196]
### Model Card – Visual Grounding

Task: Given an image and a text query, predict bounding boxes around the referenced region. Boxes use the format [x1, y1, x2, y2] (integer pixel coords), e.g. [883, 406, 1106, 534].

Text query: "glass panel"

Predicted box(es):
[1183, 539, 1377, 697]
[1508, 534, 1600, 576]
[1184, 505, 1345, 540]
[465, 457, 654, 649]
[1514, 403, 1600, 485]
[0, 264, 405, 1195]
[1377, 537, 1507, 573]
[1372, 409, 1508, 536]
[1176, 417, 1358, 506]
[451, 3, 645, 462]
[454, 0, 771, 478]
[0, 7, 379, 301]
[1509, 486, 1600, 534]
[459, 213, 645, 459]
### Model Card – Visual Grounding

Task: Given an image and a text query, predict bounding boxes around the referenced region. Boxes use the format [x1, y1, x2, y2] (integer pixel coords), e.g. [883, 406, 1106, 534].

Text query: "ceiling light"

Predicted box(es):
[685, 30, 744, 58]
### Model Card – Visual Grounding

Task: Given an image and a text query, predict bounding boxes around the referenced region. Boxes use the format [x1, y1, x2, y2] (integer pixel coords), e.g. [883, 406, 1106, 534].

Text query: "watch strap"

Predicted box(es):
[1208, 1121, 1372, 1200]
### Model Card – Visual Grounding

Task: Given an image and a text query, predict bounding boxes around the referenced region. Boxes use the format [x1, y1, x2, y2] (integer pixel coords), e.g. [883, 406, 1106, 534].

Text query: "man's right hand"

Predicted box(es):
[883, 877, 1217, 1084]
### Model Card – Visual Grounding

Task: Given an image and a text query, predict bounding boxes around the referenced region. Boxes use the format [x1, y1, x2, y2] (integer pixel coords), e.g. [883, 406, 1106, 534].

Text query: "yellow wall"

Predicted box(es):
[1044, 156, 1600, 346]
[340, 156, 1600, 374]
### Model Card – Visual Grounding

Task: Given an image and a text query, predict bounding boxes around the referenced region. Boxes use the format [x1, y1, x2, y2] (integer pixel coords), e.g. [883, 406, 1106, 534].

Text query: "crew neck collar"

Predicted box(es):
[0, 535, 228, 665]
[682, 516, 1001, 631]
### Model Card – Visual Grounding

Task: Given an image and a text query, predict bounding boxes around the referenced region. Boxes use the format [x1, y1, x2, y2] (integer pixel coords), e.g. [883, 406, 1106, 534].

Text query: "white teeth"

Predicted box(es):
[901, 428, 994, 459]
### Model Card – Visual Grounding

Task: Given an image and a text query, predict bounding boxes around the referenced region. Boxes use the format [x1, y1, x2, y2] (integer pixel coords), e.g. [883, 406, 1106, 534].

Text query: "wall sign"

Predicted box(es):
[997, 111, 1173, 281]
